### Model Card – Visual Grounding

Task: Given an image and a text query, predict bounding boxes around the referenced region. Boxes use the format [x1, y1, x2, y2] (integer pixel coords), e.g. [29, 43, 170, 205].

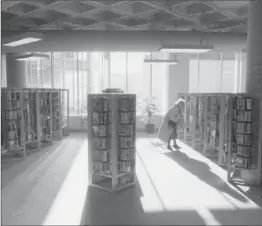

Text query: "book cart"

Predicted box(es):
[87, 93, 137, 192]
[1, 88, 70, 161]
[1, 88, 25, 161]
[227, 94, 262, 185]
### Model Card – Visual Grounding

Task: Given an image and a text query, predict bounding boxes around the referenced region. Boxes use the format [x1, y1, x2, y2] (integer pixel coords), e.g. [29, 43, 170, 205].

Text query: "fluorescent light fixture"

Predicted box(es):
[16, 53, 50, 61]
[160, 44, 213, 53]
[3, 32, 43, 47]
[144, 59, 178, 65]
[4, 37, 42, 47]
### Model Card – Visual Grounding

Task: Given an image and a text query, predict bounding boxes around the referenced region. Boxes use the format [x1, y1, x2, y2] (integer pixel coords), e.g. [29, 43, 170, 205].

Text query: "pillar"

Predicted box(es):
[6, 53, 27, 88]
[246, 0, 262, 93]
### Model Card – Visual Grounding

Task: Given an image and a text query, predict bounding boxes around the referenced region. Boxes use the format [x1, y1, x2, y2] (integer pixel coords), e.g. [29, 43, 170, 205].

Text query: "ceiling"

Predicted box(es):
[1, 0, 249, 33]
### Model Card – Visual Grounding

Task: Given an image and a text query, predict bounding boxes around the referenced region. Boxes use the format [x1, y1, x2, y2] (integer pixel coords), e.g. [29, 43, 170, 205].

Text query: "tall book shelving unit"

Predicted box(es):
[1, 88, 70, 161]
[227, 94, 262, 185]
[88, 93, 137, 192]
[1, 88, 25, 161]
[177, 93, 229, 166]
[23, 88, 41, 152]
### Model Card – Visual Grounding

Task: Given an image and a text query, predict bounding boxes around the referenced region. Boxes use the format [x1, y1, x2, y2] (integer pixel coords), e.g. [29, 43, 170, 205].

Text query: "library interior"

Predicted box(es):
[1, 0, 262, 225]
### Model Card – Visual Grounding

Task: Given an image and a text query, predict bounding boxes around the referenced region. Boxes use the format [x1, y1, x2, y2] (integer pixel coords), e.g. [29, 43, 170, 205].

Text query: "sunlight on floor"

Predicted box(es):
[136, 138, 260, 216]
[42, 141, 89, 226]
[40, 136, 260, 226]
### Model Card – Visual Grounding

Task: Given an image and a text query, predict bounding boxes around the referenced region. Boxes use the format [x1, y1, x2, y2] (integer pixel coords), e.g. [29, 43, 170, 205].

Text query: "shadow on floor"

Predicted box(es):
[165, 150, 248, 204]
[210, 208, 262, 225]
[81, 182, 262, 225]
[80, 182, 206, 225]
[1, 133, 86, 225]
[232, 184, 262, 208]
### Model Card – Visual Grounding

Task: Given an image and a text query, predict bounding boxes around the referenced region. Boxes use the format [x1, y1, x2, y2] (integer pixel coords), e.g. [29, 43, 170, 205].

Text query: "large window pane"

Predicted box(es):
[110, 52, 126, 91]
[127, 52, 150, 115]
[41, 53, 52, 88]
[91, 52, 102, 93]
[1, 54, 7, 87]
[151, 52, 168, 114]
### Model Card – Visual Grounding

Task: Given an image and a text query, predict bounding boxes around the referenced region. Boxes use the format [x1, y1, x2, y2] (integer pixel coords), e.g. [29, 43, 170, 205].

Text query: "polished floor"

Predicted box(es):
[1, 133, 262, 225]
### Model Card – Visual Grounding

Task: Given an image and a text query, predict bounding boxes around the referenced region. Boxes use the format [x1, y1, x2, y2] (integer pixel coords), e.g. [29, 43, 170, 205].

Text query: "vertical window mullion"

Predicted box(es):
[108, 52, 111, 88]
[62, 57, 65, 89]
[125, 52, 128, 92]
[220, 52, 224, 93]
[101, 52, 104, 90]
[77, 52, 80, 116]
[149, 52, 153, 104]
[51, 52, 54, 88]
[197, 53, 200, 93]
[81, 53, 84, 114]
[72, 55, 75, 114]
[41, 60, 44, 88]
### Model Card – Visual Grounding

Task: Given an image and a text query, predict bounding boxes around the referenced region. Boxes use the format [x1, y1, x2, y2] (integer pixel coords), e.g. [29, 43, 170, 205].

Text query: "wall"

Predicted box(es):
[168, 54, 190, 107]
[2, 31, 246, 53]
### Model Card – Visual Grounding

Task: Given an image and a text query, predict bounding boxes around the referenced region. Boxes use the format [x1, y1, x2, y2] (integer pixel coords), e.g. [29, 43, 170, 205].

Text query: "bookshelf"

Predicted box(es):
[23, 89, 41, 152]
[88, 93, 136, 192]
[227, 94, 262, 185]
[1, 88, 25, 160]
[1, 88, 70, 161]
[177, 93, 229, 167]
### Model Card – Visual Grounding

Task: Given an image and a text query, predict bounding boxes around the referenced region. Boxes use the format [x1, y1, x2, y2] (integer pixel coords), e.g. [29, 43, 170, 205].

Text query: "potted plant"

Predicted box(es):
[137, 97, 160, 134]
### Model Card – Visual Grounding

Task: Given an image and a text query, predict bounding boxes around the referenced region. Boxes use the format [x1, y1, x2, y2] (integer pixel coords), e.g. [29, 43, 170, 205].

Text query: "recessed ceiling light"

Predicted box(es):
[3, 32, 43, 47]
[4, 37, 42, 47]
[16, 53, 50, 61]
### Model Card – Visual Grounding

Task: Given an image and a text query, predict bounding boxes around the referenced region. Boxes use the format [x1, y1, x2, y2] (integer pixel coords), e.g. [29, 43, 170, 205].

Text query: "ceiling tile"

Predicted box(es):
[8, 3, 38, 14]
[229, 24, 247, 32]
[30, 9, 69, 21]
[89, 10, 122, 21]
[174, 2, 214, 16]
[35, 0, 60, 6]
[116, 18, 148, 27]
[2, 1, 22, 10]
[118, 1, 155, 14]
[208, 19, 245, 29]
[1, 11, 16, 22]
[168, 18, 193, 28]
[151, 11, 177, 21]
[233, 5, 248, 17]
[68, 17, 97, 27]
[53, 1, 96, 14]
[84, 22, 117, 30]
[26, 17, 50, 27]
[202, 11, 228, 24]
[213, 1, 248, 9]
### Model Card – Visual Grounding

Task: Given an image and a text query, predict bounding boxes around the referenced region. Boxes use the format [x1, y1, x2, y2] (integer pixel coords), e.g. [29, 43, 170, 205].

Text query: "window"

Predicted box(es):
[151, 52, 168, 114]
[1, 54, 7, 87]
[189, 52, 238, 93]
[25, 51, 169, 117]
[110, 52, 127, 91]
[127, 52, 150, 115]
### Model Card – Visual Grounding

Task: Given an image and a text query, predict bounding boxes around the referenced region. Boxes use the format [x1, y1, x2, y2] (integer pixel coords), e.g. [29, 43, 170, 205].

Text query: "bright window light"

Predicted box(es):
[144, 59, 178, 65]
[160, 44, 213, 53]
[3, 37, 42, 47]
